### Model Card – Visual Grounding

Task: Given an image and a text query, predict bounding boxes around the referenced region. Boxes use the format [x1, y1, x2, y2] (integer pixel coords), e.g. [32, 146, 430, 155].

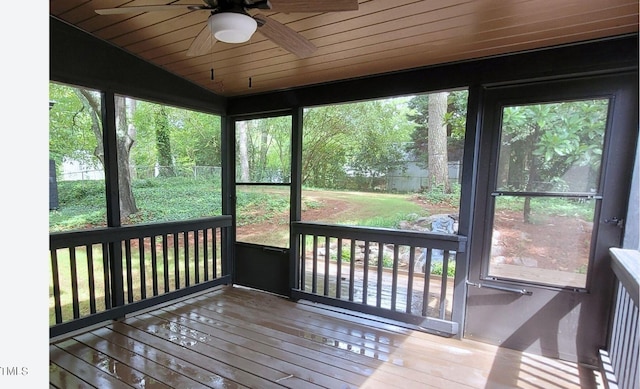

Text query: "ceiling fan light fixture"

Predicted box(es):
[208, 12, 257, 44]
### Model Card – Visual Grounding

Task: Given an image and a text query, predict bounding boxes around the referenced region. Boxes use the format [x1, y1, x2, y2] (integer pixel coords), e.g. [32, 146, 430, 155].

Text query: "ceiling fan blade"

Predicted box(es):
[187, 24, 216, 56]
[254, 14, 316, 58]
[95, 5, 206, 15]
[267, 0, 359, 13]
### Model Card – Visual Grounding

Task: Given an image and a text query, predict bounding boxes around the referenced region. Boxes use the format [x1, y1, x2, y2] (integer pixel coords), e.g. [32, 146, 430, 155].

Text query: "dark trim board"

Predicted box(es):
[227, 34, 638, 115]
[49, 16, 227, 115]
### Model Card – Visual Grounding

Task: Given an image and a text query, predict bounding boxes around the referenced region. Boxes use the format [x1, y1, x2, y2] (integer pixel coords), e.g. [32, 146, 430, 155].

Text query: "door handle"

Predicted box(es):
[466, 280, 533, 296]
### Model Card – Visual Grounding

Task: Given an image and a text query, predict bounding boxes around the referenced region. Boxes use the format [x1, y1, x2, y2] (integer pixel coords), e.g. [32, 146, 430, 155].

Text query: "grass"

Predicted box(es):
[302, 187, 426, 227]
[494, 196, 594, 221]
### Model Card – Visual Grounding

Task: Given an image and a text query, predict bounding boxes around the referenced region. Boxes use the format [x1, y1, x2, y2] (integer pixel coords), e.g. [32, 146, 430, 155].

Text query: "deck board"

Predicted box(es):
[50, 285, 602, 389]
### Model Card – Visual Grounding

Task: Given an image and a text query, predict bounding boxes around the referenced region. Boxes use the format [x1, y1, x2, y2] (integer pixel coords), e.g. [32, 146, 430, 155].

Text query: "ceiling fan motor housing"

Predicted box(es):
[208, 12, 258, 43]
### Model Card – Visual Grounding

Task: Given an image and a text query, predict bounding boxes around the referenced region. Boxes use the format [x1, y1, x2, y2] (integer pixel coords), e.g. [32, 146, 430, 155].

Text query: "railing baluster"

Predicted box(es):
[86, 245, 96, 314]
[422, 248, 432, 317]
[300, 234, 306, 291]
[336, 238, 342, 299]
[138, 238, 146, 300]
[362, 240, 369, 305]
[439, 250, 450, 319]
[349, 240, 356, 301]
[50, 249, 62, 324]
[194, 230, 200, 284]
[102, 242, 111, 309]
[212, 228, 218, 279]
[184, 231, 190, 287]
[612, 287, 627, 377]
[312, 235, 318, 294]
[628, 306, 639, 389]
[376, 243, 383, 308]
[124, 240, 133, 303]
[391, 245, 399, 311]
[69, 247, 80, 319]
[324, 236, 330, 296]
[203, 228, 209, 281]
[151, 235, 159, 296]
[173, 233, 180, 289]
[162, 234, 169, 293]
[406, 247, 416, 314]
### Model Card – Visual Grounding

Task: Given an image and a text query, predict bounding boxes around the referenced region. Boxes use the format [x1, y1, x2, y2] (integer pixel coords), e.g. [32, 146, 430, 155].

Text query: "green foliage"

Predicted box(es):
[330, 249, 352, 263]
[50, 177, 224, 231]
[500, 99, 607, 192]
[237, 116, 292, 182]
[235, 188, 290, 225]
[57, 180, 105, 206]
[419, 183, 461, 207]
[132, 100, 222, 169]
[494, 196, 594, 221]
[302, 199, 323, 210]
[357, 213, 417, 229]
[406, 89, 469, 166]
[302, 98, 415, 190]
[49, 82, 102, 170]
[431, 260, 456, 277]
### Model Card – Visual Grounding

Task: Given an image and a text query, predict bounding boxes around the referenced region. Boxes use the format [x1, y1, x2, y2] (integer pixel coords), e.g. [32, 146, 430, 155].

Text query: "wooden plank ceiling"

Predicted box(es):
[50, 0, 639, 97]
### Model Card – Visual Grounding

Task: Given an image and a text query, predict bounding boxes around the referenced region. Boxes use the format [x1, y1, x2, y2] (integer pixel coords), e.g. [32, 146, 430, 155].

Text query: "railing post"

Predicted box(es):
[102, 90, 125, 309]
[451, 246, 469, 339]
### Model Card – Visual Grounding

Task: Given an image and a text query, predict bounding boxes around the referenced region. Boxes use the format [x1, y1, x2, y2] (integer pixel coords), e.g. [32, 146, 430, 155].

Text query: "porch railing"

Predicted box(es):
[49, 216, 232, 338]
[599, 248, 639, 389]
[291, 222, 467, 336]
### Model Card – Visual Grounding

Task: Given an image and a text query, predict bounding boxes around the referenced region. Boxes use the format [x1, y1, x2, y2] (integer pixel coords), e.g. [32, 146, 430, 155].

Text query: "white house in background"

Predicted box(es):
[61, 159, 104, 181]
[387, 160, 461, 192]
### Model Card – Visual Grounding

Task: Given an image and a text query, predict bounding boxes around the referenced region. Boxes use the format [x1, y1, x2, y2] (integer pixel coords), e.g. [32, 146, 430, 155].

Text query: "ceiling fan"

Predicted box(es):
[95, 0, 359, 58]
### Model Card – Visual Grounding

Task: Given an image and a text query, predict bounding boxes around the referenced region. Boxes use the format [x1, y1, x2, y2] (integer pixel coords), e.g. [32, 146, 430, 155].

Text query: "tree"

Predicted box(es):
[49, 82, 139, 219]
[302, 99, 414, 190]
[406, 90, 468, 192]
[132, 102, 222, 177]
[344, 99, 414, 189]
[427, 91, 450, 192]
[113, 95, 139, 217]
[302, 105, 352, 188]
[237, 120, 250, 182]
[49, 83, 100, 171]
[235, 116, 292, 182]
[154, 106, 175, 177]
[500, 100, 608, 222]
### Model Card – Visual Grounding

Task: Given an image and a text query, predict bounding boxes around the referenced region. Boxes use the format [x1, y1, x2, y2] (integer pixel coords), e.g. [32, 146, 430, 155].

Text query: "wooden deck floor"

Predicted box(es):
[50, 285, 603, 389]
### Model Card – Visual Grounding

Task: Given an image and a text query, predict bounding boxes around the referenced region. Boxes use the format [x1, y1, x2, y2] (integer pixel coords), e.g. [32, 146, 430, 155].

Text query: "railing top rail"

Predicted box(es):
[292, 221, 467, 252]
[610, 248, 640, 307]
[50, 215, 232, 249]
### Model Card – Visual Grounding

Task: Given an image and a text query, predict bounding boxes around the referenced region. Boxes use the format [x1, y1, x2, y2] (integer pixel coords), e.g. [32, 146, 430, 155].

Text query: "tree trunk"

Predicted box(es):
[259, 127, 270, 181]
[155, 106, 175, 177]
[523, 124, 542, 223]
[428, 92, 450, 191]
[238, 121, 250, 182]
[75, 89, 104, 167]
[76, 90, 138, 219]
[115, 96, 138, 218]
